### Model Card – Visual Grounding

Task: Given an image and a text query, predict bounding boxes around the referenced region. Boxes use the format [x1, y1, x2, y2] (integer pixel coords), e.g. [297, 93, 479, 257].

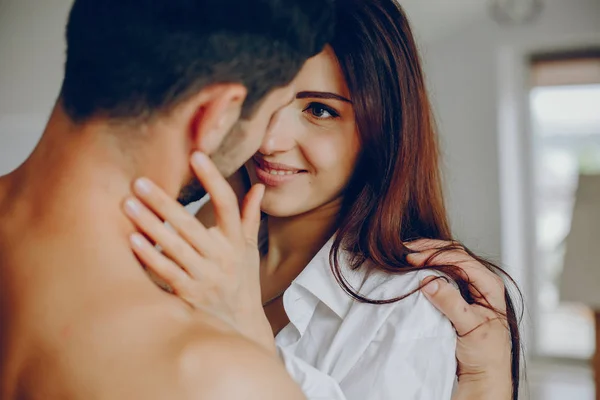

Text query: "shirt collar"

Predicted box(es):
[288, 237, 365, 321]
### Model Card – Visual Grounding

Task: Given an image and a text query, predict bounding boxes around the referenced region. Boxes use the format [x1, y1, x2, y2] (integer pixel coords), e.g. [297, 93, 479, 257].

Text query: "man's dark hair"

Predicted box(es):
[61, 0, 334, 122]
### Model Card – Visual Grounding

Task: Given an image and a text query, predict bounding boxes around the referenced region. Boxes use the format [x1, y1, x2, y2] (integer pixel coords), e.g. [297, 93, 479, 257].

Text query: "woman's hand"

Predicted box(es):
[406, 239, 513, 400]
[194, 166, 252, 228]
[123, 152, 275, 354]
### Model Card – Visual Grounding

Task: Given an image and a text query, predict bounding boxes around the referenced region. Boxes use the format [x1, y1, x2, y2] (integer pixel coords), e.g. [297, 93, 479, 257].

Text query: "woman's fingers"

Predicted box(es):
[422, 275, 512, 384]
[124, 197, 206, 279]
[129, 232, 190, 291]
[132, 177, 215, 259]
[190, 152, 242, 241]
[421, 276, 491, 337]
[407, 247, 496, 287]
[241, 184, 265, 247]
[406, 239, 506, 309]
[405, 238, 455, 252]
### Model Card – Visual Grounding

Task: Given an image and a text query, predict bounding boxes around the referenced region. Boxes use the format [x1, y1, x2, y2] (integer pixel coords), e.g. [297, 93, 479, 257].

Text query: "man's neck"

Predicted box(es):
[0, 107, 185, 273]
[2, 110, 127, 227]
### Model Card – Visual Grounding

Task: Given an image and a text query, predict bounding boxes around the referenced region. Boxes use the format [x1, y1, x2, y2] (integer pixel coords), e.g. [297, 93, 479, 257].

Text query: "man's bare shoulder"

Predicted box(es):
[106, 308, 304, 399]
[176, 327, 306, 400]
[94, 302, 303, 399]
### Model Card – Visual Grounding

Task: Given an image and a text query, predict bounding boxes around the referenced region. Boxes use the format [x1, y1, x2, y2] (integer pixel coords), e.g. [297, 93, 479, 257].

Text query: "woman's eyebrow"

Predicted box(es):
[296, 91, 352, 104]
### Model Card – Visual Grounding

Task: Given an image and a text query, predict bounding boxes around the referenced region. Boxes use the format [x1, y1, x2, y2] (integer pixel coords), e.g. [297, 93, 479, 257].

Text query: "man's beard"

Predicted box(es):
[176, 120, 251, 206]
[177, 177, 206, 206]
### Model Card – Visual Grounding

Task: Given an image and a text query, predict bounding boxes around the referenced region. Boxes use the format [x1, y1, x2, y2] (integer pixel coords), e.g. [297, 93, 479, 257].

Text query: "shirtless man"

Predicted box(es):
[0, 1, 333, 398]
[0, 0, 515, 399]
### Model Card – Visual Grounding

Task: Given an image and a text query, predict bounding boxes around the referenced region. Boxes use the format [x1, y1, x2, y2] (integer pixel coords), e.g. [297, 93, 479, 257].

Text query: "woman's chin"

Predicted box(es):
[260, 206, 297, 218]
[260, 198, 302, 218]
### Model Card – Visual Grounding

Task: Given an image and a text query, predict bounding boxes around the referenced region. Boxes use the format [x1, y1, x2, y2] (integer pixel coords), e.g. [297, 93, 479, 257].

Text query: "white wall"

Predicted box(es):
[0, 0, 73, 174]
[421, 0, 600, 261]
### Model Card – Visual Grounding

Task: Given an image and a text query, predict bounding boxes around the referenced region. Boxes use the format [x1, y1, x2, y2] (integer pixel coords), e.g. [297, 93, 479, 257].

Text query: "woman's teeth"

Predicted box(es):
[264, 168, 298, 176]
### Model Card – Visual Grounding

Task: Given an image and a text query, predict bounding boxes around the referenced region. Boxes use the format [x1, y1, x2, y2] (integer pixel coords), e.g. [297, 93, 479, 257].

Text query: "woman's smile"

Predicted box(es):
[252, 156, 308, 187]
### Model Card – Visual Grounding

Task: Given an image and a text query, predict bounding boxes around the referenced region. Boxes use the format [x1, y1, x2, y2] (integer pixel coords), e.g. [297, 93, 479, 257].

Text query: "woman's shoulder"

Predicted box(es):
[355, 260, 441, 300]
[353, 266, 455, 339]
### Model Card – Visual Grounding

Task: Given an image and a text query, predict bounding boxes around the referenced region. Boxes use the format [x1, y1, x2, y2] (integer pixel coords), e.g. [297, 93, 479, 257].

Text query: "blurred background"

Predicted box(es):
[1, 0, 599, 398]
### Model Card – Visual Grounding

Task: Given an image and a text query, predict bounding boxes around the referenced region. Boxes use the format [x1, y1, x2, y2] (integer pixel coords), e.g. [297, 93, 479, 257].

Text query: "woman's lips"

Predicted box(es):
[253, 157, 306, 187]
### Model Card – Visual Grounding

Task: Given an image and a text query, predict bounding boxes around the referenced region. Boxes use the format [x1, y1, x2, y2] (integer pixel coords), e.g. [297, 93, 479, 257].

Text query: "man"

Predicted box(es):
[0, 0, 513, 399]
[0, 1, 332, 398]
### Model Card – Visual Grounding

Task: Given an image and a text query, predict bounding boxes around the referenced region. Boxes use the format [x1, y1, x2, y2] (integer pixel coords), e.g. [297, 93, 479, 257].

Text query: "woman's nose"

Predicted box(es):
[258, 109, 297, 156]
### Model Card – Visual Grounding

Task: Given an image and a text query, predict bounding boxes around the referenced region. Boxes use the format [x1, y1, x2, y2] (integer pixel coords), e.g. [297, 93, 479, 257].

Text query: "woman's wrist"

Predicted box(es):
[235, 307, 278, 357]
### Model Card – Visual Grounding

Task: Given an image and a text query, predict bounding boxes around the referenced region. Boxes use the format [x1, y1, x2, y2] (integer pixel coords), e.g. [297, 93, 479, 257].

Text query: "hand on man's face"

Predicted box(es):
[177, 119, 250, 205]
[177, 85, 295, 205]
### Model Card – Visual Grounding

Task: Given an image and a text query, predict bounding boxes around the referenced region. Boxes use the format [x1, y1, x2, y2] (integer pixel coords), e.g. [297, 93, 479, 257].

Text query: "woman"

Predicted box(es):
[124, 0, 521, 399]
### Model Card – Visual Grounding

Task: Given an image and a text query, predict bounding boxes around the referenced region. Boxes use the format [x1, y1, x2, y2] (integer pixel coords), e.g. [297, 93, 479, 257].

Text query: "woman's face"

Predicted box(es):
[245, 46, 360, 218]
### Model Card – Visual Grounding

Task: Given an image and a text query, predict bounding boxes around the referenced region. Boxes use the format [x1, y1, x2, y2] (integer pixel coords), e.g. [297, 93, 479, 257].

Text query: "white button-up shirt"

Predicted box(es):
[276, 240, 457, 400]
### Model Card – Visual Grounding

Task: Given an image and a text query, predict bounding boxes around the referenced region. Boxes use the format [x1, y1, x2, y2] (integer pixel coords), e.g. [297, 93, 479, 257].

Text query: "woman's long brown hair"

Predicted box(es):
[328, 0, 523, 398]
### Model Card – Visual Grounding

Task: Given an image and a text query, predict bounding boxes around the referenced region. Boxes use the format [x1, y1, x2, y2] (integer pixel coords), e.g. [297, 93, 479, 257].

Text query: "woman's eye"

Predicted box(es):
[304, 103, 339, 119]
[311, 105, 331, 118]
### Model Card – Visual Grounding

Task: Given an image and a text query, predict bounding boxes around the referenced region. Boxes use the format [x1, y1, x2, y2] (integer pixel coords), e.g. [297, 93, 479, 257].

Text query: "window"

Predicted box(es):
[529, 50, 600, 359]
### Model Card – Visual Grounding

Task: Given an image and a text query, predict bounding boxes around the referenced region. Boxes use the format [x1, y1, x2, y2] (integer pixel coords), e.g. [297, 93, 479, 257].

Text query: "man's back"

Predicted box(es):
[0, 185, 304, 399]
[0, 200, 186, 399]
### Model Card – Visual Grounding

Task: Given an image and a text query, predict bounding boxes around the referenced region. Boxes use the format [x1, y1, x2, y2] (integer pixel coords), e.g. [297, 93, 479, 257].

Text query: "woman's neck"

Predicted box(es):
[262, 199, 342, 278]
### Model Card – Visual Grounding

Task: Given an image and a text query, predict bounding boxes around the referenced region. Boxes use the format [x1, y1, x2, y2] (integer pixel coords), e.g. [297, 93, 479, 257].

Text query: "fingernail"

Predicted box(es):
[217, 116, 227, 129]
[130, 232, 145, 248]
[404, 239, 420, 250]
[191, 152, 208, 168]
[124, 198, 141, 216]
[134, 178, 152, 196]
[423, 280, 440, 295]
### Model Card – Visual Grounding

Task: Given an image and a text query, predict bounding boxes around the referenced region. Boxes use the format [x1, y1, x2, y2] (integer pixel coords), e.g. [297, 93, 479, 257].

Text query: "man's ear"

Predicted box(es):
[185, 83, 247, 155]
